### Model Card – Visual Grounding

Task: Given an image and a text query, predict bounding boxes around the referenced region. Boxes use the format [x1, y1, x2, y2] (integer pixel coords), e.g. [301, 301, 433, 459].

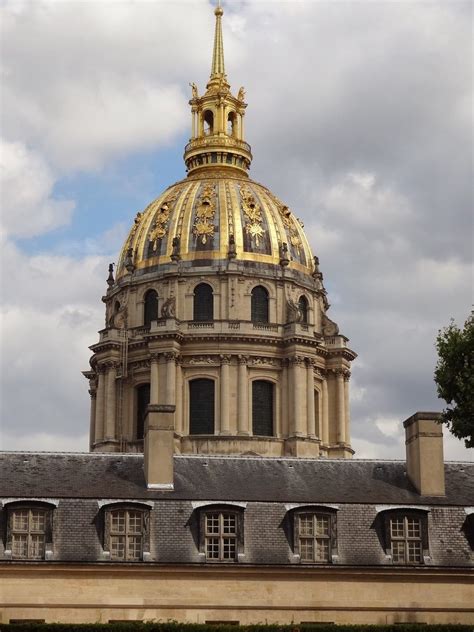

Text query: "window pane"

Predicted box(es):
[111, 510, 126, 534]
[252, 380, 273, 436]
[12, 534, 28, 558]
[315, 516, 329, 537]
[300, 538, 314, 562]
[128, 511, 143, 534]
[136, 383, 150, 441]
[190, 379, 215, 435]
[223, 538, 236, 560]
[299, 515, 314, 536]
[392, 540, 406, 563]
[193, 283, 213, 321]
[13, 510, 29, 532]
[127, 536, 142, 561]
[206, 537, 220, 559]
[251, 286, 269, 323]
[110, 535, 126, 559]
[407, 517, 421, 539]
[30, 510, 45, 532]
[206, 514, 220, 534]
[407, 541, 422, 563]
[390, 518, 404, 538]
[30, 534, 45, 559]
[222, 514, 236, 535]
[315, 538, 330, 562]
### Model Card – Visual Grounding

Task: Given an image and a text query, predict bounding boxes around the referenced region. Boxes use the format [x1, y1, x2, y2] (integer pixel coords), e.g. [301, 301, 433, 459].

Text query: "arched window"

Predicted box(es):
[136, 383, 150, 441]
[252, 380, 274, 436]
[251, 286, 269, 323]
[193, 283, 213, 322]
[227, 111, 236, 136]
[189, 378, 215, 435]
[203, 110, 214, 135]
[298, 295, 309, 324]
[144, 290, 158, 327]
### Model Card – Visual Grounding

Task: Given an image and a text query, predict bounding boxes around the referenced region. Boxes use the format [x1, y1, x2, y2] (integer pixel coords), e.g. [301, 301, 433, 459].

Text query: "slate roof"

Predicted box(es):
[1, 452, 473, 506]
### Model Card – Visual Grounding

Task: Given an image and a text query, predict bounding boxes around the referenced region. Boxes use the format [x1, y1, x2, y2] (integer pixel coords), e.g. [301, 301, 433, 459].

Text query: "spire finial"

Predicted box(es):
[210, 1, 226, 81]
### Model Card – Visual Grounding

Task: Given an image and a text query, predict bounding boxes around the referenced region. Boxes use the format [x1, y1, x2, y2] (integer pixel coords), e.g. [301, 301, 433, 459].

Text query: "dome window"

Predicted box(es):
[251, 285, 269, 323]
[189, 378, 215, 435]
[144, 290, 159, 327]
[227, 111, 237, 137]
[252, 380, 274, 437]
[298, 295, 309, 324]
[193, 283, 214, 322]
[203, 110, 214, 135]
[135, 383, 150, 441]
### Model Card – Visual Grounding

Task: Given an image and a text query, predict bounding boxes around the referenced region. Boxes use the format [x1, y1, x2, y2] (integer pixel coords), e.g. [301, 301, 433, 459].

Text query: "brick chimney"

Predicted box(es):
[403, 412, 445, 497]
[144, 404, 175, 490]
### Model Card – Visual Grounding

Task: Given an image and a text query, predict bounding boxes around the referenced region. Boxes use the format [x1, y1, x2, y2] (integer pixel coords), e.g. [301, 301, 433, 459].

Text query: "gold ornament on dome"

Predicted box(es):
[193, 182, 217, 244]
[277, 204, 302, 254]
[148, 189, 181, 252]
[241, 184, 265, 246]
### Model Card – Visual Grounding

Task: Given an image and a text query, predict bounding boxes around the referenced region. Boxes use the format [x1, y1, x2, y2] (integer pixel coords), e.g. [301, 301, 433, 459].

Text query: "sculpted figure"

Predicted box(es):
[190, 82, 198, 99]
[286, 298, 302, 323]
[237, 86, 245, 102]
[322, 313, 339, 336]
[161, 296, 176, 319]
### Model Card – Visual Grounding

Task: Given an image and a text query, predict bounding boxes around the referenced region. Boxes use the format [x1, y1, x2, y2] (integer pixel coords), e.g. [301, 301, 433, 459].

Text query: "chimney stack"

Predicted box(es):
[403, 412, 445, 497]
[144, 404, 175, 490]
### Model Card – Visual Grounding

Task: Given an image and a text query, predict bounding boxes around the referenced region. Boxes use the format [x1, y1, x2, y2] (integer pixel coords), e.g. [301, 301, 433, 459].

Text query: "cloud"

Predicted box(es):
[0, 140, 75, 238]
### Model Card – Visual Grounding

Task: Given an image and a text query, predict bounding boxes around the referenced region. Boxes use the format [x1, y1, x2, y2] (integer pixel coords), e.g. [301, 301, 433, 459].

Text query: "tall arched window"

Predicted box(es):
[189, 379, 215, 435]
[227, 111, 236, 137]
[203, 110, 214, 135]
[252, 380, 274, 436]
[298, 295, 309, 324]
[144, 290, 158, 327]
[251, 286, 269, 323]
[193, 283, 213, 321]
[136, 383, 150, 441]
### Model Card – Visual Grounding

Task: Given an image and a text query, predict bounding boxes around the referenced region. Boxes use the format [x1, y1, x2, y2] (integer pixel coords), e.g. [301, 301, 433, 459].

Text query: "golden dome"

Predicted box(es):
[116, 174, 314, 278]
[116, 4, 315, 280]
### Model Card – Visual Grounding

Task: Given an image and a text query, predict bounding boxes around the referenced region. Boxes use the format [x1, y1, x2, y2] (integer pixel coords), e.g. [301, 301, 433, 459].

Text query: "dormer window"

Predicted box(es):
[6, 504, 54, 560]
[292, 508, 337, 564]
[104, 506, 150, 562]
[381, 509, 429, 565]
[198, 506, 244, 562]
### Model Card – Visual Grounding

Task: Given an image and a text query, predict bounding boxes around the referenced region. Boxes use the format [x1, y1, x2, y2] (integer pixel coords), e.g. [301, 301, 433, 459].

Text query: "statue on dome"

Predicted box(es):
[237, 86, 246, 102]
[161, 296, 176, 319]
[228, 233, 236, 259]
[190, 82, 199, 99]
[286, 298, 302, 324]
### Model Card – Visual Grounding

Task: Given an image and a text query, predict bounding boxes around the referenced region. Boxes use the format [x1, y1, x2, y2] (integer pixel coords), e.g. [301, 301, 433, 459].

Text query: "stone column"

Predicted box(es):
[165, 352, 176, 406]
[150, 353, 160, 405]
[175, 360, 183, 434]
[94, 366, 106, 444]
[306, 359, 316, 437]
[344, 371, 351, 446]
[237, 355, 249, 435]
[336, 369, 345, 444]
[280, 359, 289, 437]
[220, 355, 231, 435]
[291, 356, 305, 436]
[105, 362, 117, 440]
[322, 376, 329, 445]
[89, 390, 96, 450]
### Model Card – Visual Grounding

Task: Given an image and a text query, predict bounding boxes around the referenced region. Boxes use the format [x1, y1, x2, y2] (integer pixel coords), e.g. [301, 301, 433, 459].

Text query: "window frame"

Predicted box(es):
[189, 377, 216, 435]
[6, 503, 53, 561]
[193, 283, 214, 322]
[293, 508, 337, 564]
[143, 289, 159, 327]
[383, 510, 429, 565]
[199, 506, 244, 563]
[251, 285, 269, 324]
[103, 505, 150, 562]
[251, 379, 274, 437]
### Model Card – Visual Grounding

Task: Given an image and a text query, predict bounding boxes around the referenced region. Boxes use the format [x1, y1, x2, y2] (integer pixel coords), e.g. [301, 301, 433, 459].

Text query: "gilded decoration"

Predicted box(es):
[148, 189, 181, 253]
[240, 184, 265, 247]
[192, 183, 217, 245]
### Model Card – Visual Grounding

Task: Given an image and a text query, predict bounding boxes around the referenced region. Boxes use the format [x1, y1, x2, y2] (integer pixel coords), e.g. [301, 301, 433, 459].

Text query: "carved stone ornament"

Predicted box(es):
[161, 296, 176, 318]
[148, 189, 181, 252]
[187, 355, 219, 365]
[322, 313, 339, 336]
[249, 356, 280, 367]
[286, 298, 302, 324]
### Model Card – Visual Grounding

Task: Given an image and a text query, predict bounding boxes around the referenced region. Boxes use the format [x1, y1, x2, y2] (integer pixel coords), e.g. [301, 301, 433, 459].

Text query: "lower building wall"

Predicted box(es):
[1, 564, 473, 625]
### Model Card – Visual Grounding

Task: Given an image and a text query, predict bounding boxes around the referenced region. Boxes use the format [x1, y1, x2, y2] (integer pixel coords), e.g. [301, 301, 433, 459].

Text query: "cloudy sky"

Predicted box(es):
[1, 0, 472, 460]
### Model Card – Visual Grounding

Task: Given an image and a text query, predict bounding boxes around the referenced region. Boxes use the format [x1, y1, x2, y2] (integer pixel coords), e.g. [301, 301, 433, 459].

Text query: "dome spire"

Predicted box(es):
[184, 2, 252, 177]
[210, 2, 225, 81]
